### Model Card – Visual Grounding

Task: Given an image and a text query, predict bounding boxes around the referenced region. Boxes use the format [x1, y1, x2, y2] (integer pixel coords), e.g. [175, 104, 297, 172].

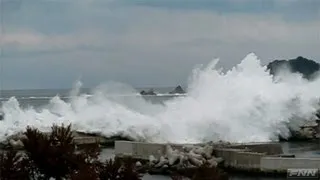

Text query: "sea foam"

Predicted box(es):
[0, 53, 319, 143]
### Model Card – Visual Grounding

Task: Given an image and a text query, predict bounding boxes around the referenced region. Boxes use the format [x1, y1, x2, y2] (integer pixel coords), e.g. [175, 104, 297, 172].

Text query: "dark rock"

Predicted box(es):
[278, 154, 295, 158]
[267, 56, 320, 80]
[140, 90, 146, 95]
[315, 109, 320, 119]
[169, 85, 185, 94]
[0, 111, 4, 121]
[278, 128, 317, 142]
[140, 89, 157, 96]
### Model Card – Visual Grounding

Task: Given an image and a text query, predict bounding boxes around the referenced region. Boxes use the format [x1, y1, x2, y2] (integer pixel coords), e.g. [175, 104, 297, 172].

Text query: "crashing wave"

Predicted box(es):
[0, 53, 319, 143]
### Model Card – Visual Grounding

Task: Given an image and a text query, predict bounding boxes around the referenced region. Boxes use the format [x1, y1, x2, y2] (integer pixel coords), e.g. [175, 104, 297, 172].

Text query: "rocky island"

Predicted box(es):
[267, 56, 320, 141]
[169, 85, 186, 94]
[140, 89, 157, 96]
[267, 56, 320, 80]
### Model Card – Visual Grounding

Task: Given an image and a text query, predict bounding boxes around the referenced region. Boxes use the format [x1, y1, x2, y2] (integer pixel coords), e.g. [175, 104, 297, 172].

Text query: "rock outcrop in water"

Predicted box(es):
[267, 56, 320, 80]
[279, 111, 320, 141]
[169, 85, 186, 94]
[279, 127, 317, 141]
[140, 89, 157, 96]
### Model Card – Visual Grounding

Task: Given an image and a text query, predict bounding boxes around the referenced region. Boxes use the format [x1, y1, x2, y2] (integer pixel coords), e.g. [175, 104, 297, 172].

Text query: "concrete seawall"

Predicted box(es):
[1, 132, 124, 150]
[74, 136, 107, 145]
[261, 157, 320, 171]
[115, 141, 320, 174]
[228, 142, 283, 155]
[115, 141, 197, 160]
[214, 148, 266, 169]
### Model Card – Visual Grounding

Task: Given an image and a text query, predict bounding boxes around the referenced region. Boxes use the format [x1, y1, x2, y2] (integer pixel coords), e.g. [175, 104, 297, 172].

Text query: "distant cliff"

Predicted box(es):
[267, 56, 320, 80]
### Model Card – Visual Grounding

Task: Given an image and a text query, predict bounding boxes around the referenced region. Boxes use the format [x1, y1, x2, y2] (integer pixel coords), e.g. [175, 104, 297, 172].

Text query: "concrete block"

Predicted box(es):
[115, 141, 135, 156]
[133, 142, 166, 159]
[229, 142, 283, 155]
[115, 141, 179, 159]
[213, 148, 267, 169]
[74, 137, 98, 145]
[261, 157, 320, 171]
[235, 151, 265, 169]
[73, 136, 107, 145]
[114, 141, 290, 171]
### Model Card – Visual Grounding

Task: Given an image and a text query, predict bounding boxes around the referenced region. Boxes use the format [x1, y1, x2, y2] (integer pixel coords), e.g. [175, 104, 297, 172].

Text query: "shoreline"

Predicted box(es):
[2, 129, 320, 179]
[2, 129, 320, 150]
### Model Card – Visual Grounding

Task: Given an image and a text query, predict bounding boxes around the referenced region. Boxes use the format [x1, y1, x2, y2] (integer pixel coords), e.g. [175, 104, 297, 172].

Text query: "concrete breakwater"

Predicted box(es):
[3, 129, 320, 176]
[0, 131, 131, 149]
[114, 141, 320, 176]
[115, 141, 229, 175]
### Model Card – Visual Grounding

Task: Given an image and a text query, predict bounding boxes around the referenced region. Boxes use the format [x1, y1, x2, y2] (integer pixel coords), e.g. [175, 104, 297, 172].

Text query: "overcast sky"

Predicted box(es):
[0, 0, 319, 89]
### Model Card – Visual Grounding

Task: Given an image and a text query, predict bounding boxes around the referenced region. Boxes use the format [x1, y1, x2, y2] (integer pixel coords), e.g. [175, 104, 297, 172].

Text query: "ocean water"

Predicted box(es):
[0, 87, 177, 108]
[0, 53, 320, 144]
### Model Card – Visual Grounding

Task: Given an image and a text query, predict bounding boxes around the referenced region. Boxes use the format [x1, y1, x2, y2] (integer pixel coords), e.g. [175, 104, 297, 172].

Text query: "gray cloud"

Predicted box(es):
[0, 0, 319, 89]
[117, 0, 320, 21]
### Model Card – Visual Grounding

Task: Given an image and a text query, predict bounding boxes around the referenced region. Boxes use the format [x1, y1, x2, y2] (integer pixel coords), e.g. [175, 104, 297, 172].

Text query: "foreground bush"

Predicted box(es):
[23, 125, 78, 179]
[0, 124, 228, 180]
[0, 151, 29, 180]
